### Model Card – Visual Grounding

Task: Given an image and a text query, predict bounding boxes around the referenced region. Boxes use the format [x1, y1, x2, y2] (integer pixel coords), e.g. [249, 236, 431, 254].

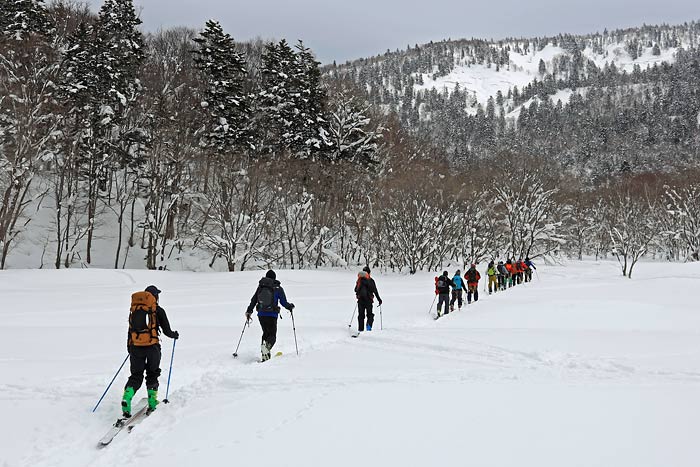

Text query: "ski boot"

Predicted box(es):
[147, 389, 158, 413]
[261, 341, 271, 362]
[366, 324, 372, 331]
[121, 387, 135, 418]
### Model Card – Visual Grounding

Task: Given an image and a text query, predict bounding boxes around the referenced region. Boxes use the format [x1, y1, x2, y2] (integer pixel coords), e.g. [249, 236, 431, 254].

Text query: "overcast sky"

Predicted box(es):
[88, 0, 700, 63]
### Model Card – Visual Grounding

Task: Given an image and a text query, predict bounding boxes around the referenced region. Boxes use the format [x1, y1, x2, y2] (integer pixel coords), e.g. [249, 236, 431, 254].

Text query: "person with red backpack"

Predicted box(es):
[465, 264, 481, 304]
[246, 270, 295, 362]
[122, 285, 179, 417]
[354, 266, 382, 332]
[435, 271, 455, 318]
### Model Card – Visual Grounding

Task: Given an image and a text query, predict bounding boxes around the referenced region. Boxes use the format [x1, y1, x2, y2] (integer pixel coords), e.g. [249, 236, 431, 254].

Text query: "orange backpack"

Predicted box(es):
[129, 291, 159, 347]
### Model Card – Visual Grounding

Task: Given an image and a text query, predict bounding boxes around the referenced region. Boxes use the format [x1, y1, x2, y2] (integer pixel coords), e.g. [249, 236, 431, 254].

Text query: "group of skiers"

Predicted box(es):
[119, 259, 535, 419]
[434, 258, 536, 317]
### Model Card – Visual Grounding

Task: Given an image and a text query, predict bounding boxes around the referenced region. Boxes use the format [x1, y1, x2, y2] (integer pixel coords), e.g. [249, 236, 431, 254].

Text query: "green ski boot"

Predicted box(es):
[147, 389, 158, 412]
[121, 387, 135, 417]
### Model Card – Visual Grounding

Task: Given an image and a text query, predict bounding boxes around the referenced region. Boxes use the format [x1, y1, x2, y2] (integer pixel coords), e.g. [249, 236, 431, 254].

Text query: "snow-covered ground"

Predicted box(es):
[2, 261, 700, 467]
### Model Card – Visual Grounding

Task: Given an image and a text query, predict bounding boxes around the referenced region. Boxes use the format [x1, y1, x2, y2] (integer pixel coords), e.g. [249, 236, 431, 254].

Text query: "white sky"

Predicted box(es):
[87, 0, 700, 63]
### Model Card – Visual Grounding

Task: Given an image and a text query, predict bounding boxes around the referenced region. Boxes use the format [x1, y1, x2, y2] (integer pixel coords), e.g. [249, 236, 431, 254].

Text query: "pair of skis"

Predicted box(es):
[97, 398, 154, 447]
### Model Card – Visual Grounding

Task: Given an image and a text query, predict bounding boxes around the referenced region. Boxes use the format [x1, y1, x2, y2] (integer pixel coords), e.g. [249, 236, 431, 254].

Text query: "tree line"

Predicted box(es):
[1, 0, 699, 276]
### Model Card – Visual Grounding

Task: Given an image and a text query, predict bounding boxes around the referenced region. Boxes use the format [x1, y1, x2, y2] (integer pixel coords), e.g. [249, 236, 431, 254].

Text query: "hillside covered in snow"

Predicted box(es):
[328, 22, 700, 178]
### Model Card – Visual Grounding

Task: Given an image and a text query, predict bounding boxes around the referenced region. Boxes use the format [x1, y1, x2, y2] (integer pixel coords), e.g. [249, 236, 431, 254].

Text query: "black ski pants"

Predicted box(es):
[126, 344, 161, 391]
[450, 289, 463, 309]
[437, 293, 450, 315]
[358, 302, 374, 331]
[259, 315, 278, 349]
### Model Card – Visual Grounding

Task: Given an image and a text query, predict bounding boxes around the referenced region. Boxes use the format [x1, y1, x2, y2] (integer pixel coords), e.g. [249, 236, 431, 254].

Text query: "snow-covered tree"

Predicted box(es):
[0, 0, 55, 268]
[326, 91, 382, 164]
[664, 185, 700, 261]
[192, 20, 252, 154]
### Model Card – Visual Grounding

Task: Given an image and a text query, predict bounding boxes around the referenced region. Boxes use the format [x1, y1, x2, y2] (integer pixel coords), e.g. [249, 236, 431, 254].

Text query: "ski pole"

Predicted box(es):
[347, 303, 357, 328]
[163, 338, 177, 404]
[427, 294, 437, 314]
[535, 269, 540, 281]
[290, 310, 299, 356]
[92, 354, 129, 413]
[379, 304, 383, 330]
[232, 317, 250, 358]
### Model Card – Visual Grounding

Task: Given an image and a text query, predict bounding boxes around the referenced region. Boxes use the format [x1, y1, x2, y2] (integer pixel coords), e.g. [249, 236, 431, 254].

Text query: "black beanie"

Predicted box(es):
[363, 266, 371, 274]
[265, 270, 276, 280]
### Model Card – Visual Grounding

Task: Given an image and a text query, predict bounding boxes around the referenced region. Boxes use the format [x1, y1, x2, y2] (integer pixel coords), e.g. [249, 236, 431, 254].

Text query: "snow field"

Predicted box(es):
[1, 261, 700, 466]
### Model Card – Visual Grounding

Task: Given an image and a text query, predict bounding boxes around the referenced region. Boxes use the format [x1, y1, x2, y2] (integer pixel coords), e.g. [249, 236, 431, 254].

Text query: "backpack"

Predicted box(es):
[257, 285, 275, 312]
[129, 291, 158, 347]
[436, 276, 447, 290]
[356, 278, 371, 302]
[466, 269, 478, 282]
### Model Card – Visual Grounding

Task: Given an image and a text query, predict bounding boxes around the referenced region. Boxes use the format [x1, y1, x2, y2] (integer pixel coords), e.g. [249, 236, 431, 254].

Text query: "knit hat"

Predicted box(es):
[265, 270, 276, 280]
[145, 285, 161, 298]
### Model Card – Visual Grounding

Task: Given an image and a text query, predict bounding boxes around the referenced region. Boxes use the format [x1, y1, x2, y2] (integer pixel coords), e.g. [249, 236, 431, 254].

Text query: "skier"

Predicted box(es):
[355, 266, 382, 332]
[449, 269, 465, 311]
[435, 271, 455, 317]
[465, 264, 481, 304]
[122, 285, 179, 417]
[497, 261, 508, 291]
[505, 259, 515, 287]
[246, 270, 295, 362]
[525, 257, 536, 282]
[487, 260, 498, 294]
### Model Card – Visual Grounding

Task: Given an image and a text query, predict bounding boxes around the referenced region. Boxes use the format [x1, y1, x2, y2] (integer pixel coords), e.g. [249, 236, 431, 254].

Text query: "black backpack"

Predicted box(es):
[467, 269, 478, 282]
[436, 276, 447, 289]
[257, 285, 275, 312]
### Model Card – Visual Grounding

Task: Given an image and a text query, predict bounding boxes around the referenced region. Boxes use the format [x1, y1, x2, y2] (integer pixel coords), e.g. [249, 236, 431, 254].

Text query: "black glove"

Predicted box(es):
[245, 311, 252, 321]
[173, 331, 179, 340]
[378, 299, 383, 306]
[288, 303, 295, 311]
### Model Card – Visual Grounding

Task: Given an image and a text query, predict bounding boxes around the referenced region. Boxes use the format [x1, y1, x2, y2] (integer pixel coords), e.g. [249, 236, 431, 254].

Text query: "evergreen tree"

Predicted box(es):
[0, 0, 51, 40]
[192, 20, 252, 153]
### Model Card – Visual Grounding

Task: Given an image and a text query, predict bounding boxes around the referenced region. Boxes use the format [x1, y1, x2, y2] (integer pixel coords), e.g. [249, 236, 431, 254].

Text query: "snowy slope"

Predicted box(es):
[414, 42, 678, 108]
[2, 261, 700, 467]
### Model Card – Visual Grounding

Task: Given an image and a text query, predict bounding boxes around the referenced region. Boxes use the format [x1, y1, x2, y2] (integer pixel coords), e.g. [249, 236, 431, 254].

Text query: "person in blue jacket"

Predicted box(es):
[246, 270, 295, 361]
[524, 257, 536, 282]
[450, 269, 465, 311]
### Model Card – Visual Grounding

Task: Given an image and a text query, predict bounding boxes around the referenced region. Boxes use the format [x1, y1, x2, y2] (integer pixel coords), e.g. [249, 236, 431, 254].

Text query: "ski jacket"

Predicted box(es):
[127, 306, 176, 349]
[435, 275, 454, 294]
[525, 259, 536, 269]
[355, 273, 382, 305]
[519, 261, 528, 271]
[487, 266, 497, 276]
[247, 277, 293, 318]
[505, 263, 514, 274]
[451, 274, 464, 290]
[466, 268, 481, 286]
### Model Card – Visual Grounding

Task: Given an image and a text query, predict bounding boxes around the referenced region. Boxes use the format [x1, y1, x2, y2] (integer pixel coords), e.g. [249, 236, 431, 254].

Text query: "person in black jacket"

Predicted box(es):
[435, 271, 455, 317]
[246, 270, 295, 361]
[122, 285, 179, 417]
[354, 266, 382, 332]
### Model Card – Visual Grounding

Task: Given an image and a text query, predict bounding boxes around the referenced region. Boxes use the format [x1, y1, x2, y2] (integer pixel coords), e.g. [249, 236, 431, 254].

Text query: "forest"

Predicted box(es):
[1, 0, 699, 276]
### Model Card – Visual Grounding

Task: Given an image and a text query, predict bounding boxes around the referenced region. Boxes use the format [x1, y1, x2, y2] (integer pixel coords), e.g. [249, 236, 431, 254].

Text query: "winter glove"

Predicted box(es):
[287, 303, 295, 311]
[245, 311, 252, 321]
[378, 299, 383, 306]
[173, 331, 179, 340]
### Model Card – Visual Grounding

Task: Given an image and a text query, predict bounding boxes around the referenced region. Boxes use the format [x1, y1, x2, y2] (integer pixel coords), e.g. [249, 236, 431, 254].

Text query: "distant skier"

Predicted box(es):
[465, 264, 481, 304]
[122, 285, 179, 417]
[246, 270, 295, 362]
[355, 266, 382, 332]
[505, 259, 515, 287]
[449, 269, 465, 311]
[487, 260, 498, 294]
[525, 257, 536, 282]
[497, 261, 508, 291]
[435, 271, 455, 317]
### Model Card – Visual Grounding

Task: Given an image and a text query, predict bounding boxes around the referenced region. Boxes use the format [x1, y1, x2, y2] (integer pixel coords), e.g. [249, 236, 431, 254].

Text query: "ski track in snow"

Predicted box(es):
[3, 261, 700, 467]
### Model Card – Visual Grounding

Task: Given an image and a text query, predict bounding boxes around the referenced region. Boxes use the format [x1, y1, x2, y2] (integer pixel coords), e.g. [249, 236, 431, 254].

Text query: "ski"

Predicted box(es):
[97, 398, 148, 447]
[258, 351, 283, 363]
